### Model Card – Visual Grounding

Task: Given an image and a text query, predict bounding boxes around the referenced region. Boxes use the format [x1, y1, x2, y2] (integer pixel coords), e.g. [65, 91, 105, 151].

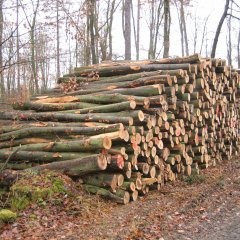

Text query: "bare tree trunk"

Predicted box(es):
[148, 0, 154, 59]
[93, 1, 99, 64]
[148, 0, 163, 59]
[123, 0, 131, 60]
[200, 16, 209, 55]
[89, 0, 97, 64]
[131, 0, 140, 60]
[226, 1, 232, 66]
[16, 0, 20, 91]
[175, 1, 184, 56]
[193, 15, 197, 54]
[163, 0, 170, 58]
[180, 0, 189, 56]
[56, 0, 60, 79]
[108, 0, 115, 60]
[21, 0, 40, 93]
[238, 27, 240, 68]
[85, 5, 91, 66]
[136, 0, 140, 60]
[211, 0, 230, 58]
[0, 0, 5, 98]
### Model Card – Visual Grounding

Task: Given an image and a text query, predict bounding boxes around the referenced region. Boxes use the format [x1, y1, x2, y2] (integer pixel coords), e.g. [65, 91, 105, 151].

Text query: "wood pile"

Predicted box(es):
[0, 54, 239, 204]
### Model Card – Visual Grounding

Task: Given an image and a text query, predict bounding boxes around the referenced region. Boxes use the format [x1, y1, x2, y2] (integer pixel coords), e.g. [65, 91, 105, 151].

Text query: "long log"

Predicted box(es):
[82, 173, 118, 192]
[71, 63, 191, 77]
[0, 124, 123, 142]
[62, 101, 137, 114]
[28, 154, 108, 176]
[83, 184, 130, 204]
[12, 101, 99, 112]
[0, 150, 96, 163]
[0, 111, 133, 125]
[65, 84, 163, 96]
[6, 135, 112, 152]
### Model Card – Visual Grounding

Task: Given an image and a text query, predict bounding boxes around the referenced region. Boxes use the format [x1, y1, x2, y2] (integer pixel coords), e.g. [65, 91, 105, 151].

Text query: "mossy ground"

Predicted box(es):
[0, 209, 16, 224]
[9, 170, 74, 211]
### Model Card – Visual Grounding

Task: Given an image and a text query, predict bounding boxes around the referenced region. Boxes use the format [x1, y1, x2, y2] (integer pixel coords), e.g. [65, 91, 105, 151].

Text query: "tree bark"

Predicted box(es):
[84, 184, 130, 204]
[29, 154, 108, 176]
[0, 124, 123, 142]
[0, 0, 4, 98]
[0, 150, 93, 163]
[163, 0, 171, 58]
[123, 0, 131, 60]
[7, 135, 112, 152]
[13, 101, 98, 111]
[0, 111, 133, 125]
[211, 0, 230, 58]
[238, 27, 240, 68]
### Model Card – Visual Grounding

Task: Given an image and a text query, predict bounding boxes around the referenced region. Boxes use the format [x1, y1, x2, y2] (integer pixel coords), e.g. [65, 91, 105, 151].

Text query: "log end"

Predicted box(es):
[123, 191, 130, 204]
[130, 100, 137, 110]
[98, 154, 108, 170]
[117, 174, 124, 187]
[103, 137, 112, 150]
[131, 190, 138, 201]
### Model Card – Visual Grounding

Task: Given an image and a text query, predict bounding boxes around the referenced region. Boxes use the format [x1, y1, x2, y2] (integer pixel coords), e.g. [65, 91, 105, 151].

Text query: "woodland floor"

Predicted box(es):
[0, 157, 240, 240]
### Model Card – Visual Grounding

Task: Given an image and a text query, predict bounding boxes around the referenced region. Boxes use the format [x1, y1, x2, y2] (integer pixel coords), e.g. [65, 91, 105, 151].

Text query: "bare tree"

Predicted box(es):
[16, 0, 20, 90]
[0, 0, 4, 97]
[20, 0, 40, 93]
[148, 0, 163, 59]
[88, 0, 98, 64]
[122, 0, 131, 60]
[56, 0, 60, 78]
[211, 0, 230, 58]
[163, 0, 170, 58]
[238, 26, 240, 68]
[131, 0, 141, 60]
[199, 16, 209, 55]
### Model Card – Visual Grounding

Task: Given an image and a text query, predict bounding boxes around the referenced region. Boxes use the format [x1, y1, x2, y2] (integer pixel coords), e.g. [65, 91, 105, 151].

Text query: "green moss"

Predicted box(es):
[0, 209, 17, 223]
[183, 174, 206, 185]
[52, 178, 66, 193]
[10, 170, 69, 211]
[11, 196, 29, 211]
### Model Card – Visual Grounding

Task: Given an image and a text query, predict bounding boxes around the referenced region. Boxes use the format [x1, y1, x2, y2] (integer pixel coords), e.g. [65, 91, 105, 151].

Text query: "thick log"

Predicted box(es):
[71, 63, 191, 77]
[29, 154, 108, 176]
[63, 101, 137, 114]
[0, 111, 133, 126]
[0, 150, 94, 163]
[83, 184, 129, 204]
[82, 74, 172, 89]
[13, 101, 98, 112]
[82, 173, 118, 192]
[0, 124, 123, 142]
[0, 138, 50, 149]
[7, 135, 112, 152]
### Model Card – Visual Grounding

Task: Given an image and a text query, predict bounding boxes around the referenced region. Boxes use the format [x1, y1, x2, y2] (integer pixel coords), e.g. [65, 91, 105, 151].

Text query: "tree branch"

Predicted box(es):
[227, 13, 240, 21]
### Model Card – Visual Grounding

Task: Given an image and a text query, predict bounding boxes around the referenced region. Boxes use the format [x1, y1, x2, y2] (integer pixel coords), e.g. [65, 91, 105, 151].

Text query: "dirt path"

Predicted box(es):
[1, 158, 240, 240]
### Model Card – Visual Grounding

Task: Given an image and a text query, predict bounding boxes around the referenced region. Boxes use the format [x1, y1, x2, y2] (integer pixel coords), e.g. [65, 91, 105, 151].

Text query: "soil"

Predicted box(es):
[0, 158, 240, 240]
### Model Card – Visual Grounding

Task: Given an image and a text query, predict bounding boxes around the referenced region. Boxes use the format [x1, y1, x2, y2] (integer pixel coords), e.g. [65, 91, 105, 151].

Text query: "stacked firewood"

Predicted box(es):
[0, 54, 239, 204]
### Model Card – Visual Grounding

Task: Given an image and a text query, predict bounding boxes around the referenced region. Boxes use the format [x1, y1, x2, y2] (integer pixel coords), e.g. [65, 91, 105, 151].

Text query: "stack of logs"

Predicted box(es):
[0, 54, 239, 204]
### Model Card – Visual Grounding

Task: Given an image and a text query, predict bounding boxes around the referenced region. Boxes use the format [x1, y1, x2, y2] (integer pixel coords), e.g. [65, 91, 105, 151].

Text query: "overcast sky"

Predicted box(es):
[112, 0, 239, 66]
